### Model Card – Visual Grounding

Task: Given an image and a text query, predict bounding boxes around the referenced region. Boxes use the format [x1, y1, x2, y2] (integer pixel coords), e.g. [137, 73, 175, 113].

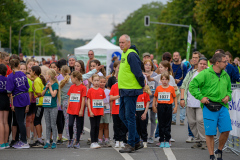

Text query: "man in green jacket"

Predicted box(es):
[189, 53, 232, 160]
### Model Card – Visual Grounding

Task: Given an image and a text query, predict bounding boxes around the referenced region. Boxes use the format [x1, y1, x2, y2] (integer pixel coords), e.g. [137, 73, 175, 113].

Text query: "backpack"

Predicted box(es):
[171, 62, 184, 79]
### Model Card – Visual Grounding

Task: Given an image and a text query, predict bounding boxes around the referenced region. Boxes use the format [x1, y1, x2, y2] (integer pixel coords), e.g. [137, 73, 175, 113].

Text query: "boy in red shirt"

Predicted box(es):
[87, 74, 106, 149]
[67, 71, 87, 149]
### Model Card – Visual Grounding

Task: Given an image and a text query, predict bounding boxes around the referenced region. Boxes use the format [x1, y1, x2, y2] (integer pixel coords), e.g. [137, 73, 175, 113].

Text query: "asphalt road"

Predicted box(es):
[1, 108, 239, 160]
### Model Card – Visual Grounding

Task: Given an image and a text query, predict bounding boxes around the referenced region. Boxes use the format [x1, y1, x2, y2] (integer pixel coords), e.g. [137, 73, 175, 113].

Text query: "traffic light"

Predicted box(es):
[144, 16, 150, 26]
[67, 15, 71, 24]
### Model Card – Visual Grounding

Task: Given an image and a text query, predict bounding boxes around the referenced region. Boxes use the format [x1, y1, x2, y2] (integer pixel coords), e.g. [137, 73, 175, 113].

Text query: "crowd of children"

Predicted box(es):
[0, 52, 179, 150]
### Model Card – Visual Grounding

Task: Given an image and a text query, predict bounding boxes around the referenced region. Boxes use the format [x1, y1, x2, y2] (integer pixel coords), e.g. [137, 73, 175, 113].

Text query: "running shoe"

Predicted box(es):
[4, 143, 10, 148]
[57, 139, 63, 145]
[43, 143, 50, 149]
[90, 143, 97, 149]
[67, 140, 74, 148]
[147, 137, 154, 144]
[94, 142, 101, 148]
[14, 141, 30, 149]
[170, 138, 175, 142]
[31, 140, 44, 148]
[51, 143, 57, 149]
[186, 136, 194, 143]
[165, 142, 170, 148]
[0, 143, 5, 149]
[120, 141, 125, 148]
[115, 141, 120, 148]
[74, 142, 80, 149]
[10, 140, 16, 147]
[62, 136, 68, 142]
[143, 142, 147, 148]
[159, 142, 165, 148]
[105, 140, 111, 147]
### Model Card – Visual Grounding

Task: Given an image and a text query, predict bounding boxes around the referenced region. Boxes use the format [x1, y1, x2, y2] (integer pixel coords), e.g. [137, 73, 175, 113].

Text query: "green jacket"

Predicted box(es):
[180, 69, 198, 107]
[189, 66, 232, 109]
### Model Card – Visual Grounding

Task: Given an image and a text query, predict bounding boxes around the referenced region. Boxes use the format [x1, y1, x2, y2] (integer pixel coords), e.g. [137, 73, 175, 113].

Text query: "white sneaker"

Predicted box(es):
[170, 138, 175, 142]
[186, 136, 194, 143]
[94, 142, 101, 148]
[143, 142, 147, 148]
[115, 141, 120, 148]
[147, 137, 154, 144]
[120, 141, 125, 148]
[90, 143, 96, 149]
[154, 137, 160, 142]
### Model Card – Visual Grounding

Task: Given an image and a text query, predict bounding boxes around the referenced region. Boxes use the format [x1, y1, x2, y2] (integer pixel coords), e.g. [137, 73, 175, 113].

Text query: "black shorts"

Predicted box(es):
[0, 93, 10, 111]
[27, 103, 37, 116]
[34, 105, 44, 126]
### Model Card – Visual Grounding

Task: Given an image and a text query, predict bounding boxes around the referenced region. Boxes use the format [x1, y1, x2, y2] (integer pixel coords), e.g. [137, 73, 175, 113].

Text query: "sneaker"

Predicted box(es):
[156, 142, 160, 146]
[115, 141, 120, 148]
[14, 141, 30, 149]
[4, 143, 10, 148]
[186, 136, 194, 143]
[57, 139, 63, 145]
[165, 142, 170, 148]
[180, 120, 184, 126]
[201, 141, 207, 150]
[214, 150, 222, 160]
[0, 143, 5, 149]
[31, 140, 44, 148]
[51, 143, 57, 149]
[160, 142, 165, 148]
[105, 140, 111, 147]
[154, 137, 160, 142]
[74, 142, 80, 149]
[10, 140, 16, 147]
[191, 142, 202, 149]
[120, 141, 125, 148]
[170, 138, 175, 142]
[62, 136, 68, 142]
[90, 143, 96, 149]
[169, 140, 172, 146]
[87, 138, 91, 145]
[119, 144, 135, 153]
[43, 143, 50, 149]
[98, 140, 104, 147]
[135, 141, 143, 150]
[12, 141, 20, 148]
[143, 142, 147, 148]
[94, 142, 101, 148]
[67, 140, 74, 148]
[171, 121, 176, 125]
[147, 137, 154, 144]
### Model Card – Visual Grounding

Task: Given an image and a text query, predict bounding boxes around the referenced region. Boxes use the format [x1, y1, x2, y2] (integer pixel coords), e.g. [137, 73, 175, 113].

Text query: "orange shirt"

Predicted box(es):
[87, 88, 106, 116]
[67, 84, 87, 115]
[86, 60, 90, 73]
[109, 83, 120, 114]
[154, 85, 176, 104]
[136, 92, 150, 111]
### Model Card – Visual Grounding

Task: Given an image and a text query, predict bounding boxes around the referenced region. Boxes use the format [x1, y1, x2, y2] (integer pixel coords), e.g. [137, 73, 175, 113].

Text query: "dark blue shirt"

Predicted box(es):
[172, 63, 187, 86]
[225, 63, 239, 83]
[119, 45, 145, 97]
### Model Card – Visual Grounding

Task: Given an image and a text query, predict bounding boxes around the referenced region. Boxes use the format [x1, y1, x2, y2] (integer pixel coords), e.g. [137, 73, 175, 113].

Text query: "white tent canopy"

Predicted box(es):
[74, 33, 122, 74]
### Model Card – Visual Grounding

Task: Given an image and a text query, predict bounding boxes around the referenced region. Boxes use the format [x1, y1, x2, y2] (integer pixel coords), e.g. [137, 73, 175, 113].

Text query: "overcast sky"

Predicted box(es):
[23, 0, 168, 39]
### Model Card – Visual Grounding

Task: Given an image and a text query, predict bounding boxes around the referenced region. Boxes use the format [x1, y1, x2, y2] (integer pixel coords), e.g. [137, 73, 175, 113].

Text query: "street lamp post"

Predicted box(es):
[33, 27, 48, 56]
[39, 35, 51, 56]
[43, 42, 54, 56]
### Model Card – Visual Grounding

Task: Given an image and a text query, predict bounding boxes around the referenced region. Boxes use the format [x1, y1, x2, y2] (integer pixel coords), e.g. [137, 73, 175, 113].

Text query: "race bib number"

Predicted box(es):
[104, 103, 110, 112]
[92, 99, 104, 108]
[158, 92, 170, 101]
[115, 98, 120, 105]
[148, 81, 155, 92]
[70, 93, 80, 102]
[36, 98, 39, 105]
[136, 102, 145, 111]
[43, 96, 51, 105]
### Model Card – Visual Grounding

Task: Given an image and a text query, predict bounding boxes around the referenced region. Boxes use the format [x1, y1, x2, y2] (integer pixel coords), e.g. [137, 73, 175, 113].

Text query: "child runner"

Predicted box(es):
[110, 82, 127, 148]
[88, 60, 106, 88]
[152, 72, 177, 148]
[87, 74, 106, 149]
[136, 85, 151, 148]
[42, 69, 60, 149]
[31, 66, 46, 147]
[67, 71, 86, 149]
[20, 63, 35, 144]
[98, 76, 111, 147]
[0, 64, 10, 149]
[0, 52, 11, 76]
[6, 58, 30, 149]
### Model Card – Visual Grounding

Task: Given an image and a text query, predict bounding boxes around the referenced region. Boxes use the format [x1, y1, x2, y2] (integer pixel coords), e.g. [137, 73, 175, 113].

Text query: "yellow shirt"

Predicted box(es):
[34, 77, 44, 106]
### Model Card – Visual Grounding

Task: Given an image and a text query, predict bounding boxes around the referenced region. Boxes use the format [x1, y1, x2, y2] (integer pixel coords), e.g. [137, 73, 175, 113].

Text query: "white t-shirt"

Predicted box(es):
[187, 71, 200, 108]
[153, 74, 177, 87]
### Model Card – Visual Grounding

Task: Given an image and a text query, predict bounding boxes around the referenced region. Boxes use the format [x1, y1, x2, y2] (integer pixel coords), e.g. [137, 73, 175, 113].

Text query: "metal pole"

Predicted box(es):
[9, 26, 11, 53]
[39, 40, 41, 56]
[150, 21, 197, 50]
[33, 27, 48, 56]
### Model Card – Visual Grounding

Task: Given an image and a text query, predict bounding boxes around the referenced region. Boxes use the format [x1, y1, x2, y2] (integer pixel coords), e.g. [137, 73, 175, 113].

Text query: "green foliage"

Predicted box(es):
[59, 37, 90, 54]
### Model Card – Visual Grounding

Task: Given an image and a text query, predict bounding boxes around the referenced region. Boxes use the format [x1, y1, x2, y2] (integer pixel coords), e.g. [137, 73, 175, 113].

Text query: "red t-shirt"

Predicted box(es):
[6, 65, 12, 77]
[86, 60, 90, 73]
[67, 84, 87, 115]
[154, 85, 176, 104]
[109, 83, 120, 115]
[136, 92, 150, 111]
[87, 88, 106, 116]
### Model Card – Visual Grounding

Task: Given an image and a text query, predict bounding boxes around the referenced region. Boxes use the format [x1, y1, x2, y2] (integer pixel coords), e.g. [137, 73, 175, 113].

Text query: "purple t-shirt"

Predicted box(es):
[0, 75, 7, 93]
[6, 71, 30, 107]
[57, 74, 64, 81]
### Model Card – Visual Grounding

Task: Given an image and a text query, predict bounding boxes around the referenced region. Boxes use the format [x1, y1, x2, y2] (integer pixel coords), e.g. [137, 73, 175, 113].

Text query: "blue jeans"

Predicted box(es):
[172, 103, 186, 122]
[188, 123, 194, 137]
[119, 96, 140, 147]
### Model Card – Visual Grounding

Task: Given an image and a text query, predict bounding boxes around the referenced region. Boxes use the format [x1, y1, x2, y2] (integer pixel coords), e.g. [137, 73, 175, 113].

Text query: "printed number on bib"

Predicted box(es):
[104, 104, 110, 112]
[92, 99, 104, 108]
[115, 98, 120, 105]
[136, 102, 145, 111]
[158, 92, 170, 101]
[36, 98, 39, 105]
[70, 93, 80, 102]
[43, 96, 51, 105]
[148, 81, 155, 92]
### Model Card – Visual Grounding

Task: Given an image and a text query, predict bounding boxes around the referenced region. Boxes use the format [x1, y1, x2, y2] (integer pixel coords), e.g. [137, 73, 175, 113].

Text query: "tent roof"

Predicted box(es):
[75, 33, 120, 50]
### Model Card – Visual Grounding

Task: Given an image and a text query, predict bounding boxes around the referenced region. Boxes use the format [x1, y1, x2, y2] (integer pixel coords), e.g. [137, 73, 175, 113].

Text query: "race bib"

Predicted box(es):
[158, 92, 170, 101]
[104, 103, 110, 112]
[136, 102, 145, 111]
[148, 81, 155, 92]
[115, 98, 120, 105]
[36, 98, 39, 105]
[70, 93, 80, 102]
[43, 96, 51, 105]
[92, 99, 104, 108]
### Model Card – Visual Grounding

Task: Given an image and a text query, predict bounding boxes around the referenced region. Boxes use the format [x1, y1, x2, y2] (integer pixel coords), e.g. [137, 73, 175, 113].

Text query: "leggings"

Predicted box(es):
[149, 108, 157, 138]
[44, 107, 58, 143]
[90, 116, 101, 143]
[14, 107, 27, 143]
[8, 110, 20, 141]
[56, 110, 64, 134]
[62, 100, 77, 139]
[68, 114, 83, 142]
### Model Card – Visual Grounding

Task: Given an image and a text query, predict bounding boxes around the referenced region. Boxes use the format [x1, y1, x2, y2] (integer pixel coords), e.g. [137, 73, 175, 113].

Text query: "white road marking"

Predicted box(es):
[83, 127, 90, 133]
[163, 148, 177, 160]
